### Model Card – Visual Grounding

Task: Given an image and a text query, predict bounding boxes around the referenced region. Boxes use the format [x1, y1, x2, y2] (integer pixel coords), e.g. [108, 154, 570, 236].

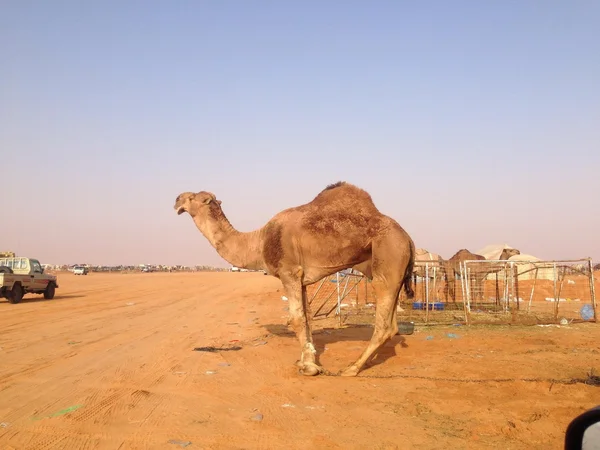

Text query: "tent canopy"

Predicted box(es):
[475, 243, 516, 260]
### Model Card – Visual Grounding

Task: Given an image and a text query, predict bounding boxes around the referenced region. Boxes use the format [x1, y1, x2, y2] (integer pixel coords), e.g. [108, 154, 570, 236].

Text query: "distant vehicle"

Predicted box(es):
[230, 266, 240, 272]
[141, 266, 153, 273]
[73, 266, 88, 275]
[0, 256, 59, 304]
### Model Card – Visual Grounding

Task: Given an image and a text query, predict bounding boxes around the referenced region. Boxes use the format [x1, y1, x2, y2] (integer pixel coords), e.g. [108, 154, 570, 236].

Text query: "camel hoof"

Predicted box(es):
[298, 363, 322, 377]
[339, 365, 360, 377]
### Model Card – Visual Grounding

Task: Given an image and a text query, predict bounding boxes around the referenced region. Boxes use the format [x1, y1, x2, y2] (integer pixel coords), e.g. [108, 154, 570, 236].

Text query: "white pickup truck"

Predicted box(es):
[73, 266, 89, 275]
[0, 256, 59, 304]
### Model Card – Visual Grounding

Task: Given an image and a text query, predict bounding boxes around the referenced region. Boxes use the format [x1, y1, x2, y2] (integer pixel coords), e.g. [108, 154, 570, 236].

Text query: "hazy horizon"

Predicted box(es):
[2, 1, 599, 267]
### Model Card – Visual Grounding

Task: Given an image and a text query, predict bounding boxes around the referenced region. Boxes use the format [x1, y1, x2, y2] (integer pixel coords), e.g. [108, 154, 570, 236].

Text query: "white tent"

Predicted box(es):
[476, 251, 556, 281]
[475, 243, 516, 260]
[507, 254, 556, 280]
[474, 244, 556, 280]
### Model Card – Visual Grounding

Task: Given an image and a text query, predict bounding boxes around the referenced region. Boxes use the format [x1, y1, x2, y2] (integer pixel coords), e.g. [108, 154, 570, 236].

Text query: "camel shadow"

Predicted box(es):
[262, 323, 408, 371]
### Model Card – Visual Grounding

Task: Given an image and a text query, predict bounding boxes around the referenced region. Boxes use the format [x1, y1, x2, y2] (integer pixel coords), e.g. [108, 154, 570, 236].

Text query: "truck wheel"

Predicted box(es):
[8, 284, 23, 304]
[44, 283, 56, 300]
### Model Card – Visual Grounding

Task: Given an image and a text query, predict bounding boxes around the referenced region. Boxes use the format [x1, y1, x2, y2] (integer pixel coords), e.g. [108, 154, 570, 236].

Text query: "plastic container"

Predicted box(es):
[580, 304, 594, 321]
[397, 321, 415, 335]
[412, 301, 445, 311]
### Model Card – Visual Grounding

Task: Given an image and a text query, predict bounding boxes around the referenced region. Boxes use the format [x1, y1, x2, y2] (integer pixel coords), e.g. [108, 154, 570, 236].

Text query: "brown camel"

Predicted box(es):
[174, 181, 415, 377]
[443, 248, 520, 302]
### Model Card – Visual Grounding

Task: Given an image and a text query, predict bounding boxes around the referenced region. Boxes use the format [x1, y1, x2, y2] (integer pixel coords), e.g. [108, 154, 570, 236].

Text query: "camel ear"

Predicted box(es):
[217, 200, 222, 206]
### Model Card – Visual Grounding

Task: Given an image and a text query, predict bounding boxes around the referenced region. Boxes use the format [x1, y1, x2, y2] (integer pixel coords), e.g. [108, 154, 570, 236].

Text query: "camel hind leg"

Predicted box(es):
[340, 237, 411, 377]
[352, 260, 402, 336]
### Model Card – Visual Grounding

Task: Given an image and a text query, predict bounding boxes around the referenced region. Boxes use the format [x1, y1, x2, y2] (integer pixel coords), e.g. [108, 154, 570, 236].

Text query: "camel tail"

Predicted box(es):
[402, 241, 415, 299]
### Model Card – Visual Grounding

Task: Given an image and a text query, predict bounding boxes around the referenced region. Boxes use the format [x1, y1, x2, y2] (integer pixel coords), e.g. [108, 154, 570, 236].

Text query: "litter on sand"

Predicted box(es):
[193, 346, 242, 352]
[168, 439, 192, 448]
[31, 405, 83, 421]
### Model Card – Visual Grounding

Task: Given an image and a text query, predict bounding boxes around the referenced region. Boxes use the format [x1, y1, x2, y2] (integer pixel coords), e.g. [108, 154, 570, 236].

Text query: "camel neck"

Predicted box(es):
[191, 213, 265, 270]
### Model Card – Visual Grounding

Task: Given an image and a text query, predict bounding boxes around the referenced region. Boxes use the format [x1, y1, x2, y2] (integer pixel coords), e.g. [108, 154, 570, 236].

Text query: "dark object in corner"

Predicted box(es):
[193, 346, 242, 352]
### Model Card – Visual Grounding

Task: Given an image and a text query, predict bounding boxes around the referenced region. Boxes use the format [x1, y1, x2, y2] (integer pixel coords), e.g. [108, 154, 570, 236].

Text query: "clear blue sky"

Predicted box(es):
[2, 1, 599, 266]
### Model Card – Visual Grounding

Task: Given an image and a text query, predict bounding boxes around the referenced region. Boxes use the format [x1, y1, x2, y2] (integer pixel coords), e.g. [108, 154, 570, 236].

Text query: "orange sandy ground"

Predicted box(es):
[0, 272, 599, 449]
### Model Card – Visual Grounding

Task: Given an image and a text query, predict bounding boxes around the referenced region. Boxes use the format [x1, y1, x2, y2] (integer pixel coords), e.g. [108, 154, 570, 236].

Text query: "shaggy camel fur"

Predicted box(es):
[174, 181, 415, 377]
[443, 248, 520, 302]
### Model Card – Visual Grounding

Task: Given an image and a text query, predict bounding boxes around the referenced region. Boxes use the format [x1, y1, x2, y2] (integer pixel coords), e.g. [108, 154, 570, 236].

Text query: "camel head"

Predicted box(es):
[500, 248, 521, 259]
[174, 191, 222, 217]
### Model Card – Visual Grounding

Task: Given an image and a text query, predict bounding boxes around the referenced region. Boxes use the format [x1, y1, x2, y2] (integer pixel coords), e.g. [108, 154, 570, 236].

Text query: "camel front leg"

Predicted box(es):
[280, 271, 322, 376]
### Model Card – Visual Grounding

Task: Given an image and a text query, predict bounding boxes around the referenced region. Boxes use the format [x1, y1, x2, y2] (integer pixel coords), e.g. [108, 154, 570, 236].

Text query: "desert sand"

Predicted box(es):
[0, 271, 598, 449]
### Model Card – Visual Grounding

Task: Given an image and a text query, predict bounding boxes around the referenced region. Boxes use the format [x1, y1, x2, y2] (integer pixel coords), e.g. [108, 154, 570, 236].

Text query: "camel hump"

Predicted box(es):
[323, 181, 347, 191]
[313, 181, 375, 205]
[449, 249, 486, 261]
